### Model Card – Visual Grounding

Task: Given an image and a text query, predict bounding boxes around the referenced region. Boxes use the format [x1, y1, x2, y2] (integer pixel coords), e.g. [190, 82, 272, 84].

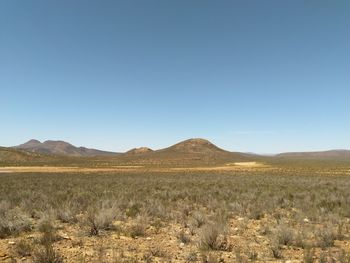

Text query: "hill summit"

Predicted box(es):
[168, 138, 225, 153]
[126, 147, 153, 155]
[117, 138, 250, 166]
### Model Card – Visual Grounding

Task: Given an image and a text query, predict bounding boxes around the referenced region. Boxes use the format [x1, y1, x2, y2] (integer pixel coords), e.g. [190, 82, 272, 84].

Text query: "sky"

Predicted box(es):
[0, 1, 349, 153]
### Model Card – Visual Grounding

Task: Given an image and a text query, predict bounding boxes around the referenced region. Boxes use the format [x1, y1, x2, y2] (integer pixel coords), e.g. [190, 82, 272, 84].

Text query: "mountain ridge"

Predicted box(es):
[14, 139, 119, 157]
[276, 149, 350, 159]
[3, 138, 349, 166]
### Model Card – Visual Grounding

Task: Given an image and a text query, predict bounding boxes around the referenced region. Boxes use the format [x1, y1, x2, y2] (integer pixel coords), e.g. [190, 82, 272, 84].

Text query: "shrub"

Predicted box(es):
[276, 224, 294, 246]
[294, 231, 308, 248]
[271, 243, 283, 259]
[15, 239, 33, 257]
[149, 245, 166, 258]
[199, 223, 230, 251]
[0, 200, 10, 216]
[56, 204, 77, 223]
[177, 230, 191, 244]
[34, 244, 64, 263]
[192, 211, 207, 228]
[126, 203, 141, 218]
[303, 248, 315, 263]
[129, 223, 146, 238]
[34, 219, 64, 263]
[38, 219, 59, 245]
[0, 208, 32, 238]
[86, 206, 117, 236]
[317, 225, 336, 248]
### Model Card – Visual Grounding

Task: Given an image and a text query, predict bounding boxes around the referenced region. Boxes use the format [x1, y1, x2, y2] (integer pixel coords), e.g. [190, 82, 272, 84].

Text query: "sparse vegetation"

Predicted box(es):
[0, 207, 32, 238]
[14, 239, 33, 257]
[0, 166, 349, 262]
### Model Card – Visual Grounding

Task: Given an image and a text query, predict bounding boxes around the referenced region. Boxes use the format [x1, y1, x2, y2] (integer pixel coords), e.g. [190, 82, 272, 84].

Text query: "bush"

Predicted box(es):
[34, 244, 64, 263]
[86, 206, 117, 236]
[276, 224, 294, 246]
[271, 243, 283, 259]
[317, 225, 336, 248]
[56, 204, 77, 223]
[129, 223, 146, 238]
[177, 230, 191, 244]
[35, 219, 64, 263]
[38, 219, 60, 245]
[15, 239, 33, 257]
[192, 211, 207, 228]
[126, 203, 141, 218]
[0, 208, 32, 238]
[198, 223, 230, 251]
[303, 248, 315, 263]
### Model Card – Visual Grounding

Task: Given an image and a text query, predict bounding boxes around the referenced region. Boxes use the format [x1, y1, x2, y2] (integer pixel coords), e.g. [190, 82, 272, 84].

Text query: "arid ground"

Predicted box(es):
[1, 163, 350, 263]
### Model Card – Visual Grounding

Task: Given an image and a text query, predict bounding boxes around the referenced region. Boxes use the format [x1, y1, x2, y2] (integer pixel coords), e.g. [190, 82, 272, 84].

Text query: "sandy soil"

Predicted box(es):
[0, 163, 271, 174]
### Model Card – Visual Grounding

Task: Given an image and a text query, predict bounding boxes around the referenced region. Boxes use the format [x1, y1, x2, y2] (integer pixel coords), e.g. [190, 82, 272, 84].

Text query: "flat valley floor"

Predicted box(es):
[1, 165, 350, 262]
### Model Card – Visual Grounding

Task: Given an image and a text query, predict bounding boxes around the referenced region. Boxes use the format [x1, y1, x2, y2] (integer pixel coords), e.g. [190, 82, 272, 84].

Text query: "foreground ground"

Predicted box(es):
[1, 166, 350, 262]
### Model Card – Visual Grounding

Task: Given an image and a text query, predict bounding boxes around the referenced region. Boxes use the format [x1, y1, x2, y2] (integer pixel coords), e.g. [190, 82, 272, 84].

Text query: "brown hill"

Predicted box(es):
[0, 146, 69, 166]
[0, 146, 43, 164]
[117, 138, 252, 166]
[14, 139, 118, 157]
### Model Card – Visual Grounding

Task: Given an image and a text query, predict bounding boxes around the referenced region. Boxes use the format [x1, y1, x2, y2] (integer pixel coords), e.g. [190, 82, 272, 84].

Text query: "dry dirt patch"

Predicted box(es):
[0, 166, 143, 173]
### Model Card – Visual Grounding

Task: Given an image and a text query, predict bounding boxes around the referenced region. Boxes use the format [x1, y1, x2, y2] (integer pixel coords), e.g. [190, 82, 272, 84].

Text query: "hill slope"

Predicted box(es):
[14, 140, 118, 157]
[116, 138, 253, 166]
[0, 147, 67, 166]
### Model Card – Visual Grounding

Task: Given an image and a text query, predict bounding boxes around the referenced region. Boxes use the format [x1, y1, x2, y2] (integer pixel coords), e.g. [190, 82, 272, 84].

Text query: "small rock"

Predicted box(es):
[237, 217, 244, 221]
[179, 242, 185, 248]
[61, 234, 71, 240]
[234, 227, 239, 231]
[21, 257, 26, 261]
[85, 251, 93, 257]
[0, 252, 7, 257]
[8, 241, 15, 245]
[146, 237, 151, 240]
[303, 218, 309, 223]
[285, 261, 292, 263]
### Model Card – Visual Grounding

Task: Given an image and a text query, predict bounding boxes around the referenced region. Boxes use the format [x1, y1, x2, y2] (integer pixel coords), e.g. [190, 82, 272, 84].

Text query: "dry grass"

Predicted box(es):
[0, 167, 350, 262]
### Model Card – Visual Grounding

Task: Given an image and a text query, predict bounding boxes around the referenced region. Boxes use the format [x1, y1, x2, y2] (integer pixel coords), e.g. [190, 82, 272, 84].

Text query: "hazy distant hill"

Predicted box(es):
[14, 139, 118, 157]
[276, 150, 350, 160]
[117, 138, 253, 166]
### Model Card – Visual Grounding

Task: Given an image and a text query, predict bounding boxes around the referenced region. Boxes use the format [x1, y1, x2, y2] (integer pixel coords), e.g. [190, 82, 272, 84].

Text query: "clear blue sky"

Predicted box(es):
[1, 1, 349, 153]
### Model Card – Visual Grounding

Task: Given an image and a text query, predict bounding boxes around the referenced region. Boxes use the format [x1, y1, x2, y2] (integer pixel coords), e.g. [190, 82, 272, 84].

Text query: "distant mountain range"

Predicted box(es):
[0, 138, 348, 166]
[276, 150, 350, 159]
[14, 139, 118, 157]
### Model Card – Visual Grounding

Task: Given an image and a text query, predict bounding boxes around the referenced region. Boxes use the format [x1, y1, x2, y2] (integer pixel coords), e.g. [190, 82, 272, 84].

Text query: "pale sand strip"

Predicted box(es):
[0, 166, 143, 173]
[0, 163, 271, 173]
